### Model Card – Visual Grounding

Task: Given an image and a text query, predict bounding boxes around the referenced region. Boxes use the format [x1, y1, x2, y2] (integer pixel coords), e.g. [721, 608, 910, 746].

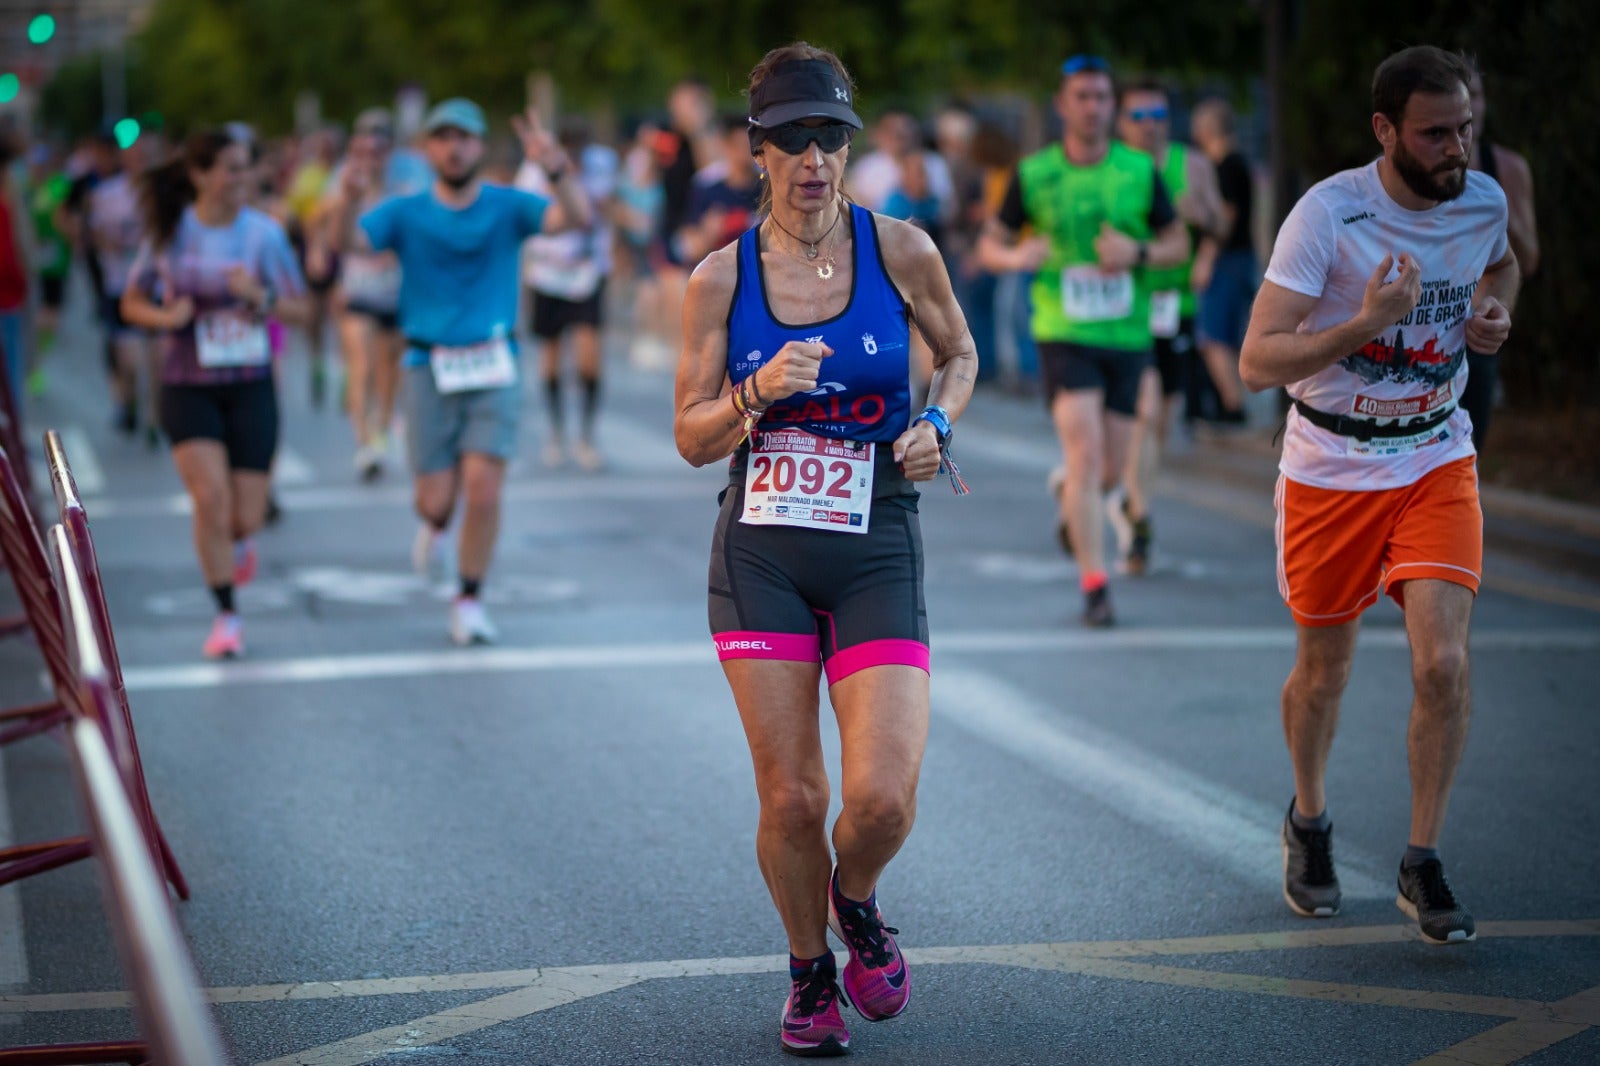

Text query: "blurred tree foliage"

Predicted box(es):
[1284, 0, 1598, 404]
[38, 0, 1596, 405]
[111, 0, 1259, 125]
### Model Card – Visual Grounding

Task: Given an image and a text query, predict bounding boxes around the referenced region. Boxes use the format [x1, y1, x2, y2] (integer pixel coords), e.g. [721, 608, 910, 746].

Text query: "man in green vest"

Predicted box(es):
[1116, 76, 1226, 574]
[979, 55, 1188, 626]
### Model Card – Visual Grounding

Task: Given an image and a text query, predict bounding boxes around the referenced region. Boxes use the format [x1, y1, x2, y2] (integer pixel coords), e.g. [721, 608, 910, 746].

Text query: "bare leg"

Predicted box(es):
[373, 328, 403, 440]
[829, 665, 929, 902]
[1199, 341, 1244, 415]
[170, 441, 234, 587]
[1399, 579, 1475, 848]
[726, 658, 832, 958]
[338, 313, 374, 447]
[413, 468, 459, 530]
[229, 470, 272, 541]
[1283, 621, 1361, 818]
[1052, 389, 1106, 579]
[1123, 368, 1163, 521]
[456, 452, 506, 582]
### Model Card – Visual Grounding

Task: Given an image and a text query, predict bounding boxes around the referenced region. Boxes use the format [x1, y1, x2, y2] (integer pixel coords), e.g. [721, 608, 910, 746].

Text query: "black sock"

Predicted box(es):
[579, 373, 601, 441]
[1291, 805, 1331, 834]
[460, 577, 482, 599]
[210, 584, 235, 614]
[543, 375, 564, 436]
[789, 951, 835, 981]
[1403, 844, 1441, 868]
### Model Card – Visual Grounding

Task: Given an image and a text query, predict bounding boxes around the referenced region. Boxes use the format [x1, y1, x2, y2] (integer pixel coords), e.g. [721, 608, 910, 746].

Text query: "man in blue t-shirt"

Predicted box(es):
[357, 97, 591, 646]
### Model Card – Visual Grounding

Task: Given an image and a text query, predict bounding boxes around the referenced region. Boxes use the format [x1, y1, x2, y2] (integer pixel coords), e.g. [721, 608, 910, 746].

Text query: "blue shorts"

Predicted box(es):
[1199, 249, 1259, 350]
[403, 364, 522, 474]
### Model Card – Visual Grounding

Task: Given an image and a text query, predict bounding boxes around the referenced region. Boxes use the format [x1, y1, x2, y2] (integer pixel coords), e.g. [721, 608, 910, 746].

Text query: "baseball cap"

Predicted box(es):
[748, 59, 863, 130]
[422, 98, 487, 137]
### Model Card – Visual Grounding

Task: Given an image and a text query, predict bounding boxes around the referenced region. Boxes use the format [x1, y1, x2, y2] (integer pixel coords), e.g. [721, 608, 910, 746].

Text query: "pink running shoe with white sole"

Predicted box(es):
[827, 868, 910, 1021]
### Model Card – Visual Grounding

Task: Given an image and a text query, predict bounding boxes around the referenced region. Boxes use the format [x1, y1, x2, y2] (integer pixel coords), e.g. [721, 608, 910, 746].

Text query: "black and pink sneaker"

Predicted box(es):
[827, 868, 910, 1021]
[781, 964, 850, 1057]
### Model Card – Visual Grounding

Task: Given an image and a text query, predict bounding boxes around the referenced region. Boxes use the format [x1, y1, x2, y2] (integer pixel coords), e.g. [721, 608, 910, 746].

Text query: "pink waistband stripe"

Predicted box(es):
[713, 631, 821, 662]
[824, 639, 931, 685]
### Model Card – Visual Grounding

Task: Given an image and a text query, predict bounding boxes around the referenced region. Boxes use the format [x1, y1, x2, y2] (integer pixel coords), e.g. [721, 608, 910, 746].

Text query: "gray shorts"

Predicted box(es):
[404, 363, 523, 474]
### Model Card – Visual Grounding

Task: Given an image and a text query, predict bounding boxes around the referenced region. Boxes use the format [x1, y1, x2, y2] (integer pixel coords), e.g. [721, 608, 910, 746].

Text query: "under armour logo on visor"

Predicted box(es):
[835, 88, 849, 101]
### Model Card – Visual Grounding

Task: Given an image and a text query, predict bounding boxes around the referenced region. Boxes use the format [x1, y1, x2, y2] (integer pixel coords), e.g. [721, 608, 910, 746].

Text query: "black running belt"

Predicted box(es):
[1291, 399, 1455, 442]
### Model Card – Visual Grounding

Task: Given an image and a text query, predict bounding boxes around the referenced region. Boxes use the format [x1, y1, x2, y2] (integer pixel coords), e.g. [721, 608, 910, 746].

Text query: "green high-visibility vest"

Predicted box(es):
[1144, 143, 1198, 319]
[1018, 140, 1158, 351]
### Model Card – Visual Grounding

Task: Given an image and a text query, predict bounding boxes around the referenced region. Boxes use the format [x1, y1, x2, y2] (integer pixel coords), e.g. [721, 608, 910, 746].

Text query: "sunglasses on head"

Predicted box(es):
[1128, 106, 1169, 122]
[760, 121, 854, 155]
[1062, 54, 1111, 76]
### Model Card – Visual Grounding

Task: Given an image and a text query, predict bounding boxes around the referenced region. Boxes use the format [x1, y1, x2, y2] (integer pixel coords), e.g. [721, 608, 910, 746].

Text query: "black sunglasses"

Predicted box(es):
[760, 121, 854, 155]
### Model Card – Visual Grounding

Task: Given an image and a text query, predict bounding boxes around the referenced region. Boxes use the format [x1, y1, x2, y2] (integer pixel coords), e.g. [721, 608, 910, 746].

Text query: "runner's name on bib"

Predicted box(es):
[430, 338, 517, 394]
[196, 311, 270, 368]
[741, 429, 873, 534]
[1150, 289, 1181, 339]
[1062, 266, 1133, 323]
[1346, 421, 1453, 459]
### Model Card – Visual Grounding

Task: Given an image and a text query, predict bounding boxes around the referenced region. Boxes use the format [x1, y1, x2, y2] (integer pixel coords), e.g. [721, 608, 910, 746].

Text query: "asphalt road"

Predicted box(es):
[3, 295, 1598, 1065]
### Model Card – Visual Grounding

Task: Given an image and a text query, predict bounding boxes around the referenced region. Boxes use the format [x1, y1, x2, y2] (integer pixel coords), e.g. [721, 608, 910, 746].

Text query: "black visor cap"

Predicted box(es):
[748, 59, 864, 130]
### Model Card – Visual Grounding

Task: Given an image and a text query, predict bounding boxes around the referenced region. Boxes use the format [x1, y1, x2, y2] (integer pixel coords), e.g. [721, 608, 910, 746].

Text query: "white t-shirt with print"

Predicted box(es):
[1265, 161, 1508, 491]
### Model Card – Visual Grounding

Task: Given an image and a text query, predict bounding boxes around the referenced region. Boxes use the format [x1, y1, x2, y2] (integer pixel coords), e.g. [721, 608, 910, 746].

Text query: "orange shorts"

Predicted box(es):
[1275, 455, 1482, 627]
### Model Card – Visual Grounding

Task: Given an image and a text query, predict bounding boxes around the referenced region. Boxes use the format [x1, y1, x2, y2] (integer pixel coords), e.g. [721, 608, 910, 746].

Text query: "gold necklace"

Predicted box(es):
[767, 205, 843, 280]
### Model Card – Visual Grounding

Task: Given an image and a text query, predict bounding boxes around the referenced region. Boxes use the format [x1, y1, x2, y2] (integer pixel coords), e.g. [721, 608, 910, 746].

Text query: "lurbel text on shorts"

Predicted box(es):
[717, 639, 773, 651]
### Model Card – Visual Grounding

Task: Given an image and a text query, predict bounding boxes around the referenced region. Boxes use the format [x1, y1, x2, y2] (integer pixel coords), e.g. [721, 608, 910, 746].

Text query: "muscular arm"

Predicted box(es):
[879, 217, 978, 422]
[1496, 148, 1539, 278]
[672, 246, 746, 467]
[1239, 281, 1378, 392]
[1242, 246, 1431, 392]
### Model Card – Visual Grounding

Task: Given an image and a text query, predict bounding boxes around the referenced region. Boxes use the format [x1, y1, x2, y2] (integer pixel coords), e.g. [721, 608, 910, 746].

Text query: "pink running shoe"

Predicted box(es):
[827, 868, 910, 1021]
[233, 540, 258, 587]
[780, 965, 850, 1057]
[202, 614, 244, 659]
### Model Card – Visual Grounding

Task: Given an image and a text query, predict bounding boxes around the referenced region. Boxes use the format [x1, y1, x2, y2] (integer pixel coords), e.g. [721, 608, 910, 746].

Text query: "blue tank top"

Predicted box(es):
[727, 204, 912, 445]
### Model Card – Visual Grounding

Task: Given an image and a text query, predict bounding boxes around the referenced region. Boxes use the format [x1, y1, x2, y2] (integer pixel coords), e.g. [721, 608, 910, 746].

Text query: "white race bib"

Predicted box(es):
[341, 255, 401, 305]
[430, 337, 517, 394]
[740, 429, 873, 534]
[1150, 289, 1181, 339]
[1062, 266, 1134, 323]
[196, 311, 270, 369]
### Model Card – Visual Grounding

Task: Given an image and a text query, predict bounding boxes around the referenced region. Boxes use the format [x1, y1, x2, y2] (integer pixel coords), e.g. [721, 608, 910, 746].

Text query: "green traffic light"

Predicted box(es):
[114, 118, 141, 149]
[27, 14, 56, 45]
[0, 74, 18, 104]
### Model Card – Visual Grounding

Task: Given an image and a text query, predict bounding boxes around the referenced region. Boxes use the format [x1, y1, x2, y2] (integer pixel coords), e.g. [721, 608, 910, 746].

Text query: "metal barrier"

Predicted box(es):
[0, 528, 230, 1065]
[42, 431, 189, 900]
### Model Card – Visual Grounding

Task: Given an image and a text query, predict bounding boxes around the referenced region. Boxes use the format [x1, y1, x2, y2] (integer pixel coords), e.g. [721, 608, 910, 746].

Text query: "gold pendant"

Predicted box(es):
[816, 257, 835, 281]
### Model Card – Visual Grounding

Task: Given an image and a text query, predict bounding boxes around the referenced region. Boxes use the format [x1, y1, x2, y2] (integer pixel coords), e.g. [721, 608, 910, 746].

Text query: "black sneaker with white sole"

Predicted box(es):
[1396, 858, 1476, 944]
[1281, 801, 1340, 917]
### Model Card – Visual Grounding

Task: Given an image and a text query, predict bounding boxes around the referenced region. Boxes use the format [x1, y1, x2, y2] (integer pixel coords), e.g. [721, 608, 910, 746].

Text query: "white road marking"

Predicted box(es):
[56, 427, 106, 496]
[4, 923, 1597, 1066]
[271, 445, 317, 487]
[932, 668, 1392, 899]
[0, 755, 27, 989]
[114, 628, 1600, 694]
